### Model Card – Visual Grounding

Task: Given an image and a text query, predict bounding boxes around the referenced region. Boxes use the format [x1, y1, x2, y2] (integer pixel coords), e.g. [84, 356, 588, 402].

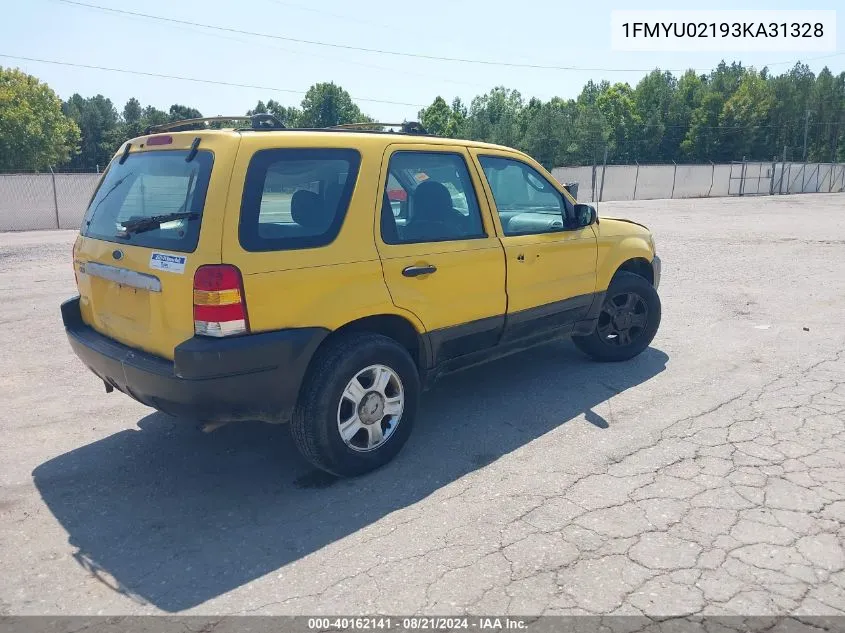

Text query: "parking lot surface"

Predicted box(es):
[1, 194, 844, 616]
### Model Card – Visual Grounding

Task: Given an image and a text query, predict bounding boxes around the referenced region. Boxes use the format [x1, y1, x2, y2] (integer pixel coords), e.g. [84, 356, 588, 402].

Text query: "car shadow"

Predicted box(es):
[33, 340, 668, 612]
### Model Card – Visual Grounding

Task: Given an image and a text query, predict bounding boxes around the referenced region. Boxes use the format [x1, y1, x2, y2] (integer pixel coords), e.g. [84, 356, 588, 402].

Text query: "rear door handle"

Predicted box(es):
[402, 265, 437, 277]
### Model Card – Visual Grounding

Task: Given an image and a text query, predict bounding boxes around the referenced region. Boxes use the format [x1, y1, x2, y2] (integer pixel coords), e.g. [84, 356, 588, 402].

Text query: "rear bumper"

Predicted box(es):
[61, 297, 328, 424]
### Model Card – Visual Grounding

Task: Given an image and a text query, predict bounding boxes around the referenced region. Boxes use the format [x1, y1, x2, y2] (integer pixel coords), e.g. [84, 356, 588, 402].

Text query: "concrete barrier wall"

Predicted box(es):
[0, 173, 100, 231]
[551, 162, 844, 202]
[55, 174, 100, 229]
[0, 175, 59, 231]
[552, 166, 595, 200]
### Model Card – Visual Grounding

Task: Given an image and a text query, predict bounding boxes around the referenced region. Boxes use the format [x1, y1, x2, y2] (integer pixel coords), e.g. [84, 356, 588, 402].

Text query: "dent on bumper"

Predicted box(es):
[61, 297, 328, 424]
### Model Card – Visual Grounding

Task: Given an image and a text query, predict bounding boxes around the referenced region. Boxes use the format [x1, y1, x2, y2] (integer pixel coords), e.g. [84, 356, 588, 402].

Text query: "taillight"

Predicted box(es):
[193, 265, 249, 337]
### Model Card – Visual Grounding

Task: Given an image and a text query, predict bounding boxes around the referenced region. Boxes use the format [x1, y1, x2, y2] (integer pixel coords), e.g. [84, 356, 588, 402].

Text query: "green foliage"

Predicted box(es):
[6, 63, 844, 172]
[418, 96, 467, 138]
[298, 82, 366, 128]
[246, 99, 301, 128]
[418, 62, 845, 166]
[62, 94, 119, 170]
[0, 67, 79, 171]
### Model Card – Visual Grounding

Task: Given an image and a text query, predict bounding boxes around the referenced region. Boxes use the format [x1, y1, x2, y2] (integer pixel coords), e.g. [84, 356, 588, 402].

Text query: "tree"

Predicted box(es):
[720, 69, 774, 159]
[0, 67, 79, 171]
[522, 98, 573, 169]
[807, 68, 845, 161]
[167, 104, 204, 130]
[298, 82, 366, 128]
[465, 87, 524, 148]
[246, 99, 301, 127]
[596, 82, 641, 163]
[633, 70, 677, 162]
[448, 98, 467, 137]
[666, 70, 704, 161]
[13, 59, 845, 173]
[418, 96, 452, 136]
[63, 94, 119, 170]
[123, 97, 142, 125]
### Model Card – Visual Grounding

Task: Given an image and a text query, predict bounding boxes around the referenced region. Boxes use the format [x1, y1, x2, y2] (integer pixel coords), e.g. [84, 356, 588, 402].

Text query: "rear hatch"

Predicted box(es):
[73, 133, 237, 360]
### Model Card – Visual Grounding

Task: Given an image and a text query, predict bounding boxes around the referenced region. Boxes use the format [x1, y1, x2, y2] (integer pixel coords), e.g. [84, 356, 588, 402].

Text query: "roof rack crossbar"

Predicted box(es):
[148, 114, 286, 133]
[329, 121, 429, 135]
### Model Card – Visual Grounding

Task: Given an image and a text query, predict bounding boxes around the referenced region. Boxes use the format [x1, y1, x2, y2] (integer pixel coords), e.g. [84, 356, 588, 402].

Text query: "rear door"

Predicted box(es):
[73, 133, 238, 359]
[376, 144, 506, 364]
[470, 150, 597, 342]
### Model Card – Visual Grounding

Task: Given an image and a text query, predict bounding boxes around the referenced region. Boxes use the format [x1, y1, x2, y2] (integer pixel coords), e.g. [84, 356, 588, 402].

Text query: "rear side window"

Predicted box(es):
[380, 151, 485, 245]
[239, 148, 361, 252]
[81, 150, 213, 253]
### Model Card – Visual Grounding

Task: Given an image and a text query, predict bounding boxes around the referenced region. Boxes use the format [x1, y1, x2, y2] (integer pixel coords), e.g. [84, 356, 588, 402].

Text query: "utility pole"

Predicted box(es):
[802, 109, 811, 162]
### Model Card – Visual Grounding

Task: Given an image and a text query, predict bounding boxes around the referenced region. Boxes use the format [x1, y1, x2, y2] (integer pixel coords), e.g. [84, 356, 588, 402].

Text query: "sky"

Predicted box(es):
[1, 0, 843, 122]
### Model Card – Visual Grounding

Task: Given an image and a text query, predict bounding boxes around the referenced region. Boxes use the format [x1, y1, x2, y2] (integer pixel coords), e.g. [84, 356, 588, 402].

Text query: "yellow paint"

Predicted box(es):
[74, 128, 656, 361]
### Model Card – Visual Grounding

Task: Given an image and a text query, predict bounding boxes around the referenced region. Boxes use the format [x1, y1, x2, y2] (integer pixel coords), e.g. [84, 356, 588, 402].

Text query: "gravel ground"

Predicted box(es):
[1, 193, 844, 616]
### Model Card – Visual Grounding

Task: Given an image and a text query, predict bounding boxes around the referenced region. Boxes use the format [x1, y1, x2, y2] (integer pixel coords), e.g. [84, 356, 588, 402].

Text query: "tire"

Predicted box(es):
[572, 271, 661, 362]
[291, 332, 420, 477]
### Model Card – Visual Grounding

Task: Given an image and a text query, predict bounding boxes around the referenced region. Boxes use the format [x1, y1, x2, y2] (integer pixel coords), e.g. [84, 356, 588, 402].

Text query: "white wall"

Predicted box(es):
[0, 173, 100, 231]
[551, 162, 845, 202]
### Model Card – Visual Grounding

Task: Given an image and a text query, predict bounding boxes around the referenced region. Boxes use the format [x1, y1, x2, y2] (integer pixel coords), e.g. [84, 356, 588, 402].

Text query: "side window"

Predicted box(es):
[240, 148, 361, 252]
[478, 156, 573, 236]
[381, 151, 485, 245]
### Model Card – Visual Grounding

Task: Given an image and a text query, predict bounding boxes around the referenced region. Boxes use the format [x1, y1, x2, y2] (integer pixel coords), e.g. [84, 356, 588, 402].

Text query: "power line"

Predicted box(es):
[131, 7, 492, 91]
[55, 0, 844, 73]
[6, 52, 842, 130]
[0, 54, 427, 108]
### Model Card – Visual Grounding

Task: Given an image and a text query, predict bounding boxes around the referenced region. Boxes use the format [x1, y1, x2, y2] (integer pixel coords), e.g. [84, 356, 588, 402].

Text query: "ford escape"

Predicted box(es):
[62, 115, 662, 476]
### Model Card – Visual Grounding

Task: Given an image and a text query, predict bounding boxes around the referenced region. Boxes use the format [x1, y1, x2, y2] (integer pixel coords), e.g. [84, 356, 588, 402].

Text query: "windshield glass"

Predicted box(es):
[81, 149, 214, 252]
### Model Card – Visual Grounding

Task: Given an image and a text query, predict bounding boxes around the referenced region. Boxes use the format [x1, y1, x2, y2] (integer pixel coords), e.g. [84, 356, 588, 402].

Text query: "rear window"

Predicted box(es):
[239, 148, 361, 252]
[81, 150, 214, 253]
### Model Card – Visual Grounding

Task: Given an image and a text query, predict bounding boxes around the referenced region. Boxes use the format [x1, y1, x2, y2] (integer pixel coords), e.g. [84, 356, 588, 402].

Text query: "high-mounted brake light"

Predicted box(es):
[147, 135, 173, 146]
[193, 265, 249, 337]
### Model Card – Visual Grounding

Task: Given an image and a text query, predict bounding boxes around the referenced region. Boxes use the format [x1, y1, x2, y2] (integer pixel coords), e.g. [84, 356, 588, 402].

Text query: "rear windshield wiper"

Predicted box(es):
[118, 212, 200, 236]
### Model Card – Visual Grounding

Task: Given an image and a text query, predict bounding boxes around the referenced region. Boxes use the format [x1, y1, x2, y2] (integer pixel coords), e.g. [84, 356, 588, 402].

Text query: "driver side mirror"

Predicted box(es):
[573, 203, 598, 227]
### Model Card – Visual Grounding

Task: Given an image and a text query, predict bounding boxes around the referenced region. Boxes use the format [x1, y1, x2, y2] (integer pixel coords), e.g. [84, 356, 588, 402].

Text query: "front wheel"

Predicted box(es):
[291, 332, 420, 476]
[573, 271, 661, 362]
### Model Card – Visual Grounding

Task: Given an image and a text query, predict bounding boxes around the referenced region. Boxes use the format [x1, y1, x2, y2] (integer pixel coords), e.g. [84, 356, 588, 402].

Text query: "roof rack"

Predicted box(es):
[329, 121, 429, 135]
[148, 113, 286, 133]
[146, 116, 429, 136]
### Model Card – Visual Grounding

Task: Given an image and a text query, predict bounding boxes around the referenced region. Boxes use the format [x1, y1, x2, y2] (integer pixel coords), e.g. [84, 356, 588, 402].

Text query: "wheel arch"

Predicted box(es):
[612, 257, 655, 286]
[313, 313, 432, 371]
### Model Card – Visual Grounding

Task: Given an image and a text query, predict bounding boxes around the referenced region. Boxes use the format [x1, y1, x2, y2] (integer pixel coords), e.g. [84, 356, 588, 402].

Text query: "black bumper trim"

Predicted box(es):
[61, 297, 328, 424]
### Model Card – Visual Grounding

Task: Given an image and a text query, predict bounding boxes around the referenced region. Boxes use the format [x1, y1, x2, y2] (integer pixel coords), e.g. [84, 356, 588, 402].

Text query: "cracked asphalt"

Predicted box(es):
[1, 194, 844, 616]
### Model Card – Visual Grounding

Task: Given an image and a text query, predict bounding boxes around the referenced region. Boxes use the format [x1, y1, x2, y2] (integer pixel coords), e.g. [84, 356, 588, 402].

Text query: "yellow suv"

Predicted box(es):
[62, 115, 661, 476]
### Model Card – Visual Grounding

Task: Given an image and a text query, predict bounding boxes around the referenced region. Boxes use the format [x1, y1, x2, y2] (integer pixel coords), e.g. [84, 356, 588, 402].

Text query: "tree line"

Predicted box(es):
[1, 61, 843, 173]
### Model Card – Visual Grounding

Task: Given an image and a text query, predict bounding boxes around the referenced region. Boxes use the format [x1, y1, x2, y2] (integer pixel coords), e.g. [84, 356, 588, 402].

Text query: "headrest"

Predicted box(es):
[290, 189, 329, 231]
[413, 180, 453, 215]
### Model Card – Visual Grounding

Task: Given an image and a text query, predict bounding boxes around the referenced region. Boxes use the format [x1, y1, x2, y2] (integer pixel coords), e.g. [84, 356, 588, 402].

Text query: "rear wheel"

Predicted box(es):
[573, 271, 661, 362]
[291, 332, 420, 476]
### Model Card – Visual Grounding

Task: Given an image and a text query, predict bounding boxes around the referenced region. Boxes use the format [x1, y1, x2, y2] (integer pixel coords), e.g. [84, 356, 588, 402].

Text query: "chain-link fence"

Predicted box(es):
[552, 160, 845, 203]
[0, 170, 101, 231]
[2, 160, 844, 231]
